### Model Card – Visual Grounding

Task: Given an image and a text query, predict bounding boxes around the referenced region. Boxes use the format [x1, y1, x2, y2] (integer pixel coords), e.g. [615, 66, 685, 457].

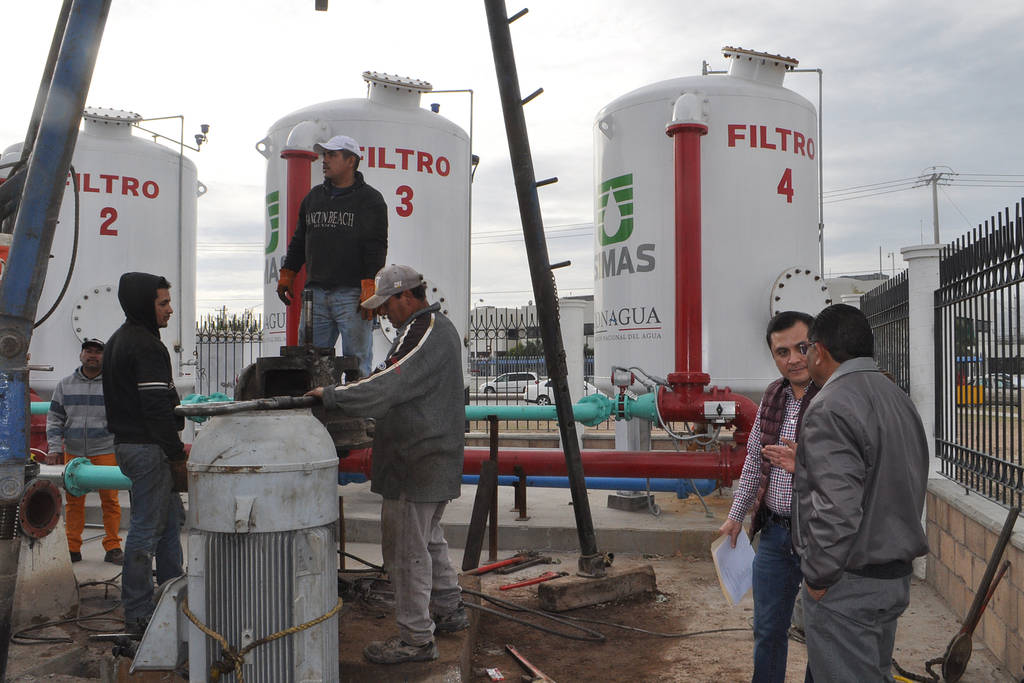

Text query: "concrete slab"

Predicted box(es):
[340, 479, 728, 557]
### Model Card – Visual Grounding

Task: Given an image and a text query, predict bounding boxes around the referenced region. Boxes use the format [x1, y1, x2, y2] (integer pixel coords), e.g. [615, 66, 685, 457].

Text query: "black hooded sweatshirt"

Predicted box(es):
[102, 272, 186, 461]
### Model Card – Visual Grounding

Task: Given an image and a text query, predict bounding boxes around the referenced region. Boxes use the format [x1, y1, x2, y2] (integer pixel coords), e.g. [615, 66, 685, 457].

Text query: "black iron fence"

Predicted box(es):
[936, 197, 1024, 508]
[194, 324, 263, 398]
[862, 270, 910, 392]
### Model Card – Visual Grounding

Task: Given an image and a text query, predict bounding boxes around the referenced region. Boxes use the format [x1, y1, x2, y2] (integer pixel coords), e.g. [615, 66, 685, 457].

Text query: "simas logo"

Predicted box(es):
[595, 173, 655, 281]
[265, 191, 280, 254]
[265, 191, 283, 286]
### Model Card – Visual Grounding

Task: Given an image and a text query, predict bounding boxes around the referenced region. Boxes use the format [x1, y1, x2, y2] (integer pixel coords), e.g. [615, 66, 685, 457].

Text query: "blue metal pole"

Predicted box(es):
[0, 2, 111, 676]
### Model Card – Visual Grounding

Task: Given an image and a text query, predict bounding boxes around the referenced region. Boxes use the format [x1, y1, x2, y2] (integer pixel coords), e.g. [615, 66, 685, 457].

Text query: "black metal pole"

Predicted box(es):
[483, 0, 605, 577]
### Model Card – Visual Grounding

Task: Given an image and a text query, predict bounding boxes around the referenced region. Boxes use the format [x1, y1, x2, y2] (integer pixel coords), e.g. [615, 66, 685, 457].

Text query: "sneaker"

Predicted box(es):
[434, 605, 469, 633]
[69, 551, 82, 563]
[104, 548, 124, 565]
[363, 636, 438, 664]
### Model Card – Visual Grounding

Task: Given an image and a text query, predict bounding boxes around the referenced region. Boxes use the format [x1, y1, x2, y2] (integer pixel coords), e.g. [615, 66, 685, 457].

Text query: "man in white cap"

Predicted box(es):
[277, 134, 388, 377]
[308, 264, 467, 665]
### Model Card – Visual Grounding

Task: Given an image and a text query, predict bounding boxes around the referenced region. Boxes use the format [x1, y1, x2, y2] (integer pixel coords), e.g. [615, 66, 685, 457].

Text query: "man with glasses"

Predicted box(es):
[718, 311, 818, 683]
[793, 304, 928, 681]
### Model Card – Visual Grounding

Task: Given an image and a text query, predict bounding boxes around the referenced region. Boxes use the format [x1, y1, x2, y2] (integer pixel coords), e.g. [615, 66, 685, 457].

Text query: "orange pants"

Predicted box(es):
[64, 451, 122, 552]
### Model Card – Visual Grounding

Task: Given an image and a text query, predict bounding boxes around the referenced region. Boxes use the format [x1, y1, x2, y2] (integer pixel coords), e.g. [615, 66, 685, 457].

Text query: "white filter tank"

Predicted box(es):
[259, 71, 471, 369]
[593, 47, 830, 395]
[1, 107, 201, 397]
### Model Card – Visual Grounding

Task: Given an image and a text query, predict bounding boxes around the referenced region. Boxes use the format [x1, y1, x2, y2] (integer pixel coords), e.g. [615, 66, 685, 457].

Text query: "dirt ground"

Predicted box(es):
[469, 553, 1010, 683]
[5, 545, 1012, 682]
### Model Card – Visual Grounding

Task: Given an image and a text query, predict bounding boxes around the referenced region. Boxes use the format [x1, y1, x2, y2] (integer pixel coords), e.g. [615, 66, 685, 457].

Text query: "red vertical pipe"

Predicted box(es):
[281, 149, 318, 346]
[665, 121, 707, 375]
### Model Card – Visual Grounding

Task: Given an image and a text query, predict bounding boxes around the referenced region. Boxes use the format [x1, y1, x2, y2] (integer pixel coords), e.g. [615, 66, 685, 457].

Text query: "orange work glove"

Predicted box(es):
[277, 268, 297, 306]
[359, 279, 375, 321]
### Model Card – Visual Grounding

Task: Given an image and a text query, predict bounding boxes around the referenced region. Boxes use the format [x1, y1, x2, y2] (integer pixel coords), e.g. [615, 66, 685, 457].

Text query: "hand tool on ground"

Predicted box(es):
[939, 505, 1019, 683]
[505, 644, 556, 683]
[499, 571, 568, 591]
[465, 551, 537, 576]
[493, 556, 554, 574]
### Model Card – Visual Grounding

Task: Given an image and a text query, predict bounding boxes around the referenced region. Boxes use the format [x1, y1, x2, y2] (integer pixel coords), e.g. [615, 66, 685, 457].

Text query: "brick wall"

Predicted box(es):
[927, 479, 1024, 678]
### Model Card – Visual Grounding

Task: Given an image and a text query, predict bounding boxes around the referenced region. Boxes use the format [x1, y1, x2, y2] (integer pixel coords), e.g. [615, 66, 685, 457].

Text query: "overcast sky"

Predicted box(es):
[4, 1, 1024, 316]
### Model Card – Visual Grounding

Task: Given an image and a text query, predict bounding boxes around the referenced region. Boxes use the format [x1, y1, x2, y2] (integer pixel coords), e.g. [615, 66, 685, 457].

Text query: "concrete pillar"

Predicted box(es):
[558, 299, 587, 451]
[901, 244, 942, 476]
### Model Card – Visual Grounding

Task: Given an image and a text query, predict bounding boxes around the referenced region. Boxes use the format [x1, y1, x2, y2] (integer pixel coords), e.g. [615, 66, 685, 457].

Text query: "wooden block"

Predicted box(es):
[537, 565, 656, 612]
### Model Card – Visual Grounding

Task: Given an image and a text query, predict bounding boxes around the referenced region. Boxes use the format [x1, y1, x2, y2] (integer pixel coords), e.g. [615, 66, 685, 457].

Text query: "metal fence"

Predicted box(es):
[194, 308, 607, 433]
[936, 197, 1024, 508]
[861, 269, 910, 392]
[194, 327, 263, 398]
[467, 306, 606, 433]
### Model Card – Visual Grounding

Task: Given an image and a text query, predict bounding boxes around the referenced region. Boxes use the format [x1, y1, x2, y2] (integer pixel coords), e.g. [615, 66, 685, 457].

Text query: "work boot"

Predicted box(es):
[104, 548, 124, 565]
[363, 636, 438, 664]
[69, 551, 82, 563]
[433, 604, 470, 633]
[125, 617, 150, 639]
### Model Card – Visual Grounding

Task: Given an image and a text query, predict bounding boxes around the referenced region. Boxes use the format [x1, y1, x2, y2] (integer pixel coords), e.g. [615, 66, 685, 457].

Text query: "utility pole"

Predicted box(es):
[917, 165, 955, 244]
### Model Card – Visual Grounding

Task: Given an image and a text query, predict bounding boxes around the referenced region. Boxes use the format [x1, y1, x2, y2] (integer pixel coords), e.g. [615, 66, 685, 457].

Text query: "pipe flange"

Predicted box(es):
[18, 477, 61, 539]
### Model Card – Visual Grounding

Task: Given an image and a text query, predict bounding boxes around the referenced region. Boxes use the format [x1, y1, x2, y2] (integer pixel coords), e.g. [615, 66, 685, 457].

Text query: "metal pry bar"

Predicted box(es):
[174, 394, 319, 417]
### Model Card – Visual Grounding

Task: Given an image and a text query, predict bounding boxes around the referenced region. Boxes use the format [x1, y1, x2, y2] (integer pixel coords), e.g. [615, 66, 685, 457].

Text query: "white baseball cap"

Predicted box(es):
[313, 135, 361, 156]
[361, 264, 426, 309]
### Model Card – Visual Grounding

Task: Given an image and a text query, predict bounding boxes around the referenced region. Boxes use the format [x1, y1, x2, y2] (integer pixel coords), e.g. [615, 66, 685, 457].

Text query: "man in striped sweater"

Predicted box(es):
[47, 339, 123, 564]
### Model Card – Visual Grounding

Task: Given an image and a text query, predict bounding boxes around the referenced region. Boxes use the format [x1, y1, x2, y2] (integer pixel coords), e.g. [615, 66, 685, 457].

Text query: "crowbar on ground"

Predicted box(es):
[505, 644, 556, 682]
[499, 571, 568, 591]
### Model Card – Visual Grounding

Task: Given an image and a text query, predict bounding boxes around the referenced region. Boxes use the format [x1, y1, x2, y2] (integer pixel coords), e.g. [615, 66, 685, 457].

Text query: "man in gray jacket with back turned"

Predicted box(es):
[308, 264, 466, 666]
[793, 304, 929, 682]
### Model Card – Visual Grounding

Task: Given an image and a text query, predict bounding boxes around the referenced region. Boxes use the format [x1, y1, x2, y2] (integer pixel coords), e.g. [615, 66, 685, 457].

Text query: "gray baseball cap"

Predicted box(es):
[361, 264, 425, 309]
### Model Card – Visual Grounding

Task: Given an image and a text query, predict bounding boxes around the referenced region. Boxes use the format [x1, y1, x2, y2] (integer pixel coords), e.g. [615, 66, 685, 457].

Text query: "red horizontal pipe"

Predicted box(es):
[338, 445, 746, 486]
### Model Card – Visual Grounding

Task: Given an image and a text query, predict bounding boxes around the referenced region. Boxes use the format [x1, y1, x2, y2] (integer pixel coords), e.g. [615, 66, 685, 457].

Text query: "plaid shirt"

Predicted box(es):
[727, 385, 801, 522]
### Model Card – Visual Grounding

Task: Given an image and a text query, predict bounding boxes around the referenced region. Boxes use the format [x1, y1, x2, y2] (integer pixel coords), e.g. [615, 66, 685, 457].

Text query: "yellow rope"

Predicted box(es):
[181, 596, 343, 682]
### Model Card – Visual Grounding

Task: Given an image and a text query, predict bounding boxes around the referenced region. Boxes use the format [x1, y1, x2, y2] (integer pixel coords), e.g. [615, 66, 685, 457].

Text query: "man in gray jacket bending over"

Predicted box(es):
[793, 303, 928, 682]
[308, 264, 467, 665]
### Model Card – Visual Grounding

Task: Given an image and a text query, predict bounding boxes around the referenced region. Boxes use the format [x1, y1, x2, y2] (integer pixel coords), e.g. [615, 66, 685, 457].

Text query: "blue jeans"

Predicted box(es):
[300, 285, 373, 377]
[115, 443, 184, 625]
[752, 518, 803, 683]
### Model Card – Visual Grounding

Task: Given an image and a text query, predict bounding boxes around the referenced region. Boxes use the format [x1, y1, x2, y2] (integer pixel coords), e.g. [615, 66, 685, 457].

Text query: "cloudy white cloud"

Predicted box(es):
[3, 0, 1023, 315]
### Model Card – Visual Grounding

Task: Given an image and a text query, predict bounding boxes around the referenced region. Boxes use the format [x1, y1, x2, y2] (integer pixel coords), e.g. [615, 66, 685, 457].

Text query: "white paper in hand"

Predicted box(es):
[710, 531, 755, 605]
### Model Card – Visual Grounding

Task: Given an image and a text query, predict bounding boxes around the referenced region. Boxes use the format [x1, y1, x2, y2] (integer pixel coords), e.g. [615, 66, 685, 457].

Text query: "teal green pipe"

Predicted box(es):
[627, 392, 659, 422]
[466, 392, 613, 426]
[63, 457, 131, 497]
[31, 401, 49, 415]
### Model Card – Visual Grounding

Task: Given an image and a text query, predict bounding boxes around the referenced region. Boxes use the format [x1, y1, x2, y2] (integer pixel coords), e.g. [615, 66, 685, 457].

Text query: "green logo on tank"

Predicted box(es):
[265, 191, 280, 254]
[597, 174, 634, 246]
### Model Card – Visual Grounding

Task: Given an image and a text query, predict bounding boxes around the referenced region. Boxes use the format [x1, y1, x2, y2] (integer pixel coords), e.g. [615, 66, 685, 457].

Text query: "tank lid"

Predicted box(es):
[83, 107, 142, 126]
[362, 71, 433, 93]
[721, 46, 798, 86]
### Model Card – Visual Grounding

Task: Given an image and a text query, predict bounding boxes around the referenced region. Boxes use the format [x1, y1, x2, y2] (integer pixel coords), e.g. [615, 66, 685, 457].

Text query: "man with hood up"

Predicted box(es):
[103, 272, 186, 634]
